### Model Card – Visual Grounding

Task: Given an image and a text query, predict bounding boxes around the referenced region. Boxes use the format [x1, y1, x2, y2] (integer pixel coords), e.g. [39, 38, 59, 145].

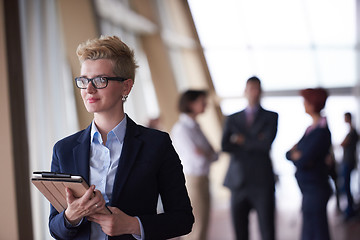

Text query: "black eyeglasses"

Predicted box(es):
[75, 76, 127, 89]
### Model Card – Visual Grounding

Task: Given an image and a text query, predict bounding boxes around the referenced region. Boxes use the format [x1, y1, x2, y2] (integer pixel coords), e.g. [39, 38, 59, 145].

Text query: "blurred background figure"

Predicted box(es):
[340, 112, 359, 221]
[171, 89, 219, 240]
[221, 76, 278, 240]
[326, 146, 341, 213]
[286, 88, 332, 240]
[146, 116, 164, 131]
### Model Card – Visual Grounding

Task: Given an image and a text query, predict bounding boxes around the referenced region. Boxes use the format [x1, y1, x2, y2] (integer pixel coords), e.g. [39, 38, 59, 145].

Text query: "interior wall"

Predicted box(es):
[0, 0, 33, 239]
[172, 0, 229, 201]
[0, 0, 19, 239]
[56, 0, 98, 129]
[131, 0, 180, 132]
[170, 0, 223, 149]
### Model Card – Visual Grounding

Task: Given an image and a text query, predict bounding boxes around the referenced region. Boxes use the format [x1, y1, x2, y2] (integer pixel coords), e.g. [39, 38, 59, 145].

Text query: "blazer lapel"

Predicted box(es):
[251, 107, 265, 132]
[111, 116, 142, 205]
[236, 110, 247, 131]
[73, 125, 91, 184]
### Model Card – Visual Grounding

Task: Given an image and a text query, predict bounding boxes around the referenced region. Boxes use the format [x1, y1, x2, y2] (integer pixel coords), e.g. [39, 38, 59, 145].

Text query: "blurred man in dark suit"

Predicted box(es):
[222, 76, 278, 240]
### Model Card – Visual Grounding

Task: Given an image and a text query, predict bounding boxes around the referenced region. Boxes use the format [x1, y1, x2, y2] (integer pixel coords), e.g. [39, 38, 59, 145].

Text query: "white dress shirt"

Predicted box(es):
[89, 117, 126, 239]
[89, 117, 144, 240]
[171, 114, 218, 176]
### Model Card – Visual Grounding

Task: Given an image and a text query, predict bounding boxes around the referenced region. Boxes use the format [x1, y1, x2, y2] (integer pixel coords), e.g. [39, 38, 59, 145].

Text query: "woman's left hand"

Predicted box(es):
[87, 206, 141, 236]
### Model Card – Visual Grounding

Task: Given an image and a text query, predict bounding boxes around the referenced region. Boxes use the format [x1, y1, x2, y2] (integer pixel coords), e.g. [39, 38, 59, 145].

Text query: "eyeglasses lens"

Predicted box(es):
[93, 77, 107, 88]
[76, 77, 108, 89]
[76, 78, 88, 89]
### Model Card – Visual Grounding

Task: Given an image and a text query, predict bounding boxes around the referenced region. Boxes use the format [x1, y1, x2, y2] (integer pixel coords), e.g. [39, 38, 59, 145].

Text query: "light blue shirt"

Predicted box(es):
[89, 117, 143, 239]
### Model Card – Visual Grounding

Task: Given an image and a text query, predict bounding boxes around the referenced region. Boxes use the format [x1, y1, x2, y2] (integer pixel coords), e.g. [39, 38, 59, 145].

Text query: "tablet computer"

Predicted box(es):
[31, 171, 111, 214]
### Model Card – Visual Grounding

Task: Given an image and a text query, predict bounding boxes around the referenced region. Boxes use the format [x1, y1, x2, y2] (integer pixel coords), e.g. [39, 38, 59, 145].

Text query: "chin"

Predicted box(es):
[85, 106, 97, 113]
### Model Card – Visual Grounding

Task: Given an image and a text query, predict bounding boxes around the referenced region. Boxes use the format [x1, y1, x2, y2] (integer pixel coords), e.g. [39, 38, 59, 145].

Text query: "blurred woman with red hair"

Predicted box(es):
[286, 88, 332, 240]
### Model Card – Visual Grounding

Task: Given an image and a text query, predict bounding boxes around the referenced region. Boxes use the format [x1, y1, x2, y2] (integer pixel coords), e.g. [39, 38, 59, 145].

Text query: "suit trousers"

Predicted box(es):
[342, 162, 355, 216]
[300, 184, 331, 240]
[182, 175, 210, 240]
[230, 188, 275, 240]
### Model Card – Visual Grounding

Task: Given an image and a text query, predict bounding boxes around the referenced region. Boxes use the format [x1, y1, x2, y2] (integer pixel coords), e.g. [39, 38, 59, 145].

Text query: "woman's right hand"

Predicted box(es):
[64, 185, 106, 225]
[290, 149, 302, 161]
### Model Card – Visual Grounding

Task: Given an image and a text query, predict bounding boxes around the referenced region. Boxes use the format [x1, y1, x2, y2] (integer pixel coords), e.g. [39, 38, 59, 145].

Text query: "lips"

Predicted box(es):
[87, 97, 99, 103]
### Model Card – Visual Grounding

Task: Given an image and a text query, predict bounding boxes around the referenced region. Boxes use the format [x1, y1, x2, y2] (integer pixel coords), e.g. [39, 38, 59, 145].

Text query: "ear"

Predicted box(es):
[122, 79, 134, 96]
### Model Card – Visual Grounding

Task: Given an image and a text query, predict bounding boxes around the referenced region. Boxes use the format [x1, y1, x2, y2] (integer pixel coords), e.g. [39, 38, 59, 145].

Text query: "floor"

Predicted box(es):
[207, 194, 360, 240]
[203, 154, 360, 240]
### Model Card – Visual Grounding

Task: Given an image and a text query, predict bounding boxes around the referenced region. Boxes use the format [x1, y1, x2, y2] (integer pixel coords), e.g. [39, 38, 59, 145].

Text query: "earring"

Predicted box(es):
[122, 95, 128, 102]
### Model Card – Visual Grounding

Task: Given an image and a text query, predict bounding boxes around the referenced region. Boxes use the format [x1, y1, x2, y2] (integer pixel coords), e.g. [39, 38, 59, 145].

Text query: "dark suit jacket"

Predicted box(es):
[286, 123, 332, 191]
[49, 116, 194, 240]
[343, 128, 359, 168]
[222, 107, 278, 192]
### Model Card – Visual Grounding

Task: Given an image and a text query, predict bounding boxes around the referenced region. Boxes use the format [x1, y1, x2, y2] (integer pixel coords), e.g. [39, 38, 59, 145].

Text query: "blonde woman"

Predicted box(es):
[49, 36, 194, 240]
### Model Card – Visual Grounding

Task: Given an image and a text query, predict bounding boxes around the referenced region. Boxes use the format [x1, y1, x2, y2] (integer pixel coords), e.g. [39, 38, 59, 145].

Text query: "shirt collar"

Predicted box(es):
[246, 105, 260, 114]
[305, 116, 328, 135]
[91, 116, 127, 144]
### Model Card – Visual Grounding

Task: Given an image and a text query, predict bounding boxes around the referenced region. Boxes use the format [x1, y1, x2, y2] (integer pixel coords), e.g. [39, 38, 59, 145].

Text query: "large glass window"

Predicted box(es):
[188, 0, 360, 206]
[188, 0, 357, 96]
[95, 0, 160, 125]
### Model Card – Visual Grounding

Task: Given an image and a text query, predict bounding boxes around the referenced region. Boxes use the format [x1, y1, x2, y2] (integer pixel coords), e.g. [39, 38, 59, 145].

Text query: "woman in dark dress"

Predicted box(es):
[286, 88, 332, 240]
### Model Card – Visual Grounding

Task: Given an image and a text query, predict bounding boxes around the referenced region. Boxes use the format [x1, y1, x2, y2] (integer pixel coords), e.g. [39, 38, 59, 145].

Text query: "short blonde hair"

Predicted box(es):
[76, 35, 138, 80]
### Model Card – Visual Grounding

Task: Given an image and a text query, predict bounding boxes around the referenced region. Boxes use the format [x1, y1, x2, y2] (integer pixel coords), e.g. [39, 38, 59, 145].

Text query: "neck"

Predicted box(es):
[94, 112, 125, 143]
[248, 102, 259, 108]
[187, 112, 197, 120]
[311, 113, 322, 125]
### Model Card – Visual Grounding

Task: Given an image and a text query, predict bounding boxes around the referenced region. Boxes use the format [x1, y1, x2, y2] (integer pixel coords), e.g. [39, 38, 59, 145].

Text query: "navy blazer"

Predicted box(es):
[286, 123, 332, 189]
[222, 107, 278, 191]
[49, 116, 194, 240]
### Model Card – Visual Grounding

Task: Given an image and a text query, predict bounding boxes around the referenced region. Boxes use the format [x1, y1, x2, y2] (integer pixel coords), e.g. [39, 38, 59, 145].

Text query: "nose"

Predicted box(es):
[85, 81, 97, 93]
